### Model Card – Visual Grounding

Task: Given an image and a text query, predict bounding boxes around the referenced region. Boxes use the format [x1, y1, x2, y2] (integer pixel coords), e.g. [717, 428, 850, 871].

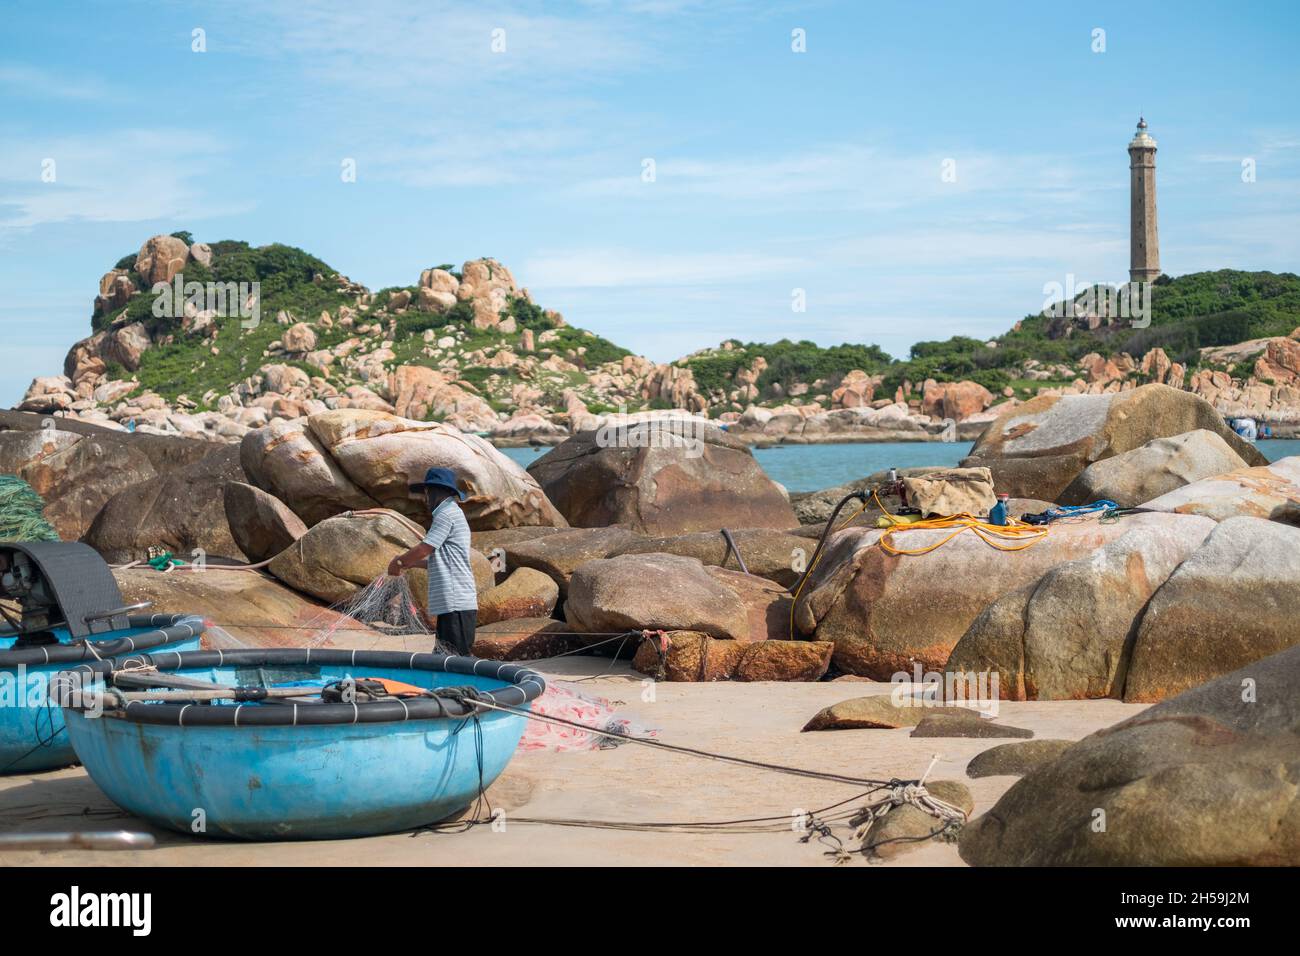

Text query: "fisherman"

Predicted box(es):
[386, 467, 478, 656]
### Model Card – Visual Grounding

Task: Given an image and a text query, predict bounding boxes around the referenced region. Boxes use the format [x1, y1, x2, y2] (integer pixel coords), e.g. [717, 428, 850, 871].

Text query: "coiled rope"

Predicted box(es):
[872, 490, 1047, 556]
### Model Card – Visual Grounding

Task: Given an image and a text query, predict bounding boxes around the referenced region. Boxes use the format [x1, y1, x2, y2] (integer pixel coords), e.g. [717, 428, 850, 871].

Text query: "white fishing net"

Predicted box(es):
[305, 574, 447, 652]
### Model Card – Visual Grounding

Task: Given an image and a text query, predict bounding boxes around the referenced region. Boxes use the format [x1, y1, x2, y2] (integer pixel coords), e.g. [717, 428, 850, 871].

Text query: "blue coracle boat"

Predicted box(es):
[57, 648, 544, 839]
[0, 542, 204, 774]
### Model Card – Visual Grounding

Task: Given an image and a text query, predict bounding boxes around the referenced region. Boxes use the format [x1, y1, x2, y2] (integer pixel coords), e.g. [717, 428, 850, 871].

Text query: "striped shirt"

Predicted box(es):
[422, 498, 477, 616]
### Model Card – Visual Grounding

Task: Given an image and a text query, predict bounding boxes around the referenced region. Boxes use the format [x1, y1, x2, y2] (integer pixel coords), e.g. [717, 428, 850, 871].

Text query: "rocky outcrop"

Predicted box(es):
[81, 445, 247, 563]
[388, 365, 497, 432]
[135, 234, 190, 287]
[911, 711, 1033, 738]
[793, 511, 1201, 679]
[1124, 517, 1300, 701]
[477, 567, 559, 624]
[629, 632, 832, 682]
[862, 780, 973, 860]
[609, 527, 812, 588]
[959, 645, 1300, 865]
[1138, 455, 1300, 524]
[242, 410, 566, 530]
[240, 417, 379, 526]
[264, 508, 491, 608]
[732, 640, 833, 681]
[631, 631, 745, 682]
[528, 420, 797, 535]
[112, 566, 360, 649]
[945, 516, 1216, 700]
[921, 379, 994, 421]
[961, 384, 1266, 502]
[497, 526, 644, 596]
[565, 553, 752, 641]
[1062, 429, 1248, 508]
[223, 481, 308, 564]
[0, 412, 227, 540]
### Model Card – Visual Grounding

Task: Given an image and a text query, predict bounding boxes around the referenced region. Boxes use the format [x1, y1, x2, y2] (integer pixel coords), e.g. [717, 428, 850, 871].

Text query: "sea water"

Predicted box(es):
[501, 438, 1300, 495]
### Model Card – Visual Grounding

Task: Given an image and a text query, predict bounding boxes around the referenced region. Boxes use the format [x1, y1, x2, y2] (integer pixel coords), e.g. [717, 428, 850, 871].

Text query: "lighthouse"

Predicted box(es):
[1128, 117, 1160, 283]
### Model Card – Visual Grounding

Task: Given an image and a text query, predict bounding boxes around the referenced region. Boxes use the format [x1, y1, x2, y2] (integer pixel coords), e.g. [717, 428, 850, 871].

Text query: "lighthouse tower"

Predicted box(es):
[1128, 117, 1160, 282]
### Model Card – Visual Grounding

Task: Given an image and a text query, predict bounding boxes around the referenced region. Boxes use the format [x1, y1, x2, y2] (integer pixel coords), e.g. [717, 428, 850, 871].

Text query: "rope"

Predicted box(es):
[876, 498, 1048, 556]
[1021, 500, 1119, 525]
[787, 492, 871, 639]
[455, 693, 891, 788]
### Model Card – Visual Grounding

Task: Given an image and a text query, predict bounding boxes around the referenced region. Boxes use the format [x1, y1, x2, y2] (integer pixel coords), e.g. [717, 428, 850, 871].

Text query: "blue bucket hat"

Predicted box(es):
[407, 466, 466, 500]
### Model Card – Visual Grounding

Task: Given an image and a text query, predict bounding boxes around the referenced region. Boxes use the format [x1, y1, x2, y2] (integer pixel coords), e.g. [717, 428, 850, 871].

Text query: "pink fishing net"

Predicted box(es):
[518, 682, 659, 752]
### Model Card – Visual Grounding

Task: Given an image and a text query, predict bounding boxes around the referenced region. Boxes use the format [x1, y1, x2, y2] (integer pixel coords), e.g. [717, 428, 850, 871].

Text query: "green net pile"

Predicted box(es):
[0, 475, 61, 542]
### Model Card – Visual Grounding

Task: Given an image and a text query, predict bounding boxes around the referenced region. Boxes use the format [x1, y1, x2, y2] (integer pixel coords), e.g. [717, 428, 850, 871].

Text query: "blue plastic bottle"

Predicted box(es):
[989, 493, 1009, 526]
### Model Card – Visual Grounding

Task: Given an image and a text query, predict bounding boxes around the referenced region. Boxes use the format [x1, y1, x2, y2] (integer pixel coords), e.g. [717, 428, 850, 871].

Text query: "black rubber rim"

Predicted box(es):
[54, 647, 546, 727]
[0, 614, 206, 667]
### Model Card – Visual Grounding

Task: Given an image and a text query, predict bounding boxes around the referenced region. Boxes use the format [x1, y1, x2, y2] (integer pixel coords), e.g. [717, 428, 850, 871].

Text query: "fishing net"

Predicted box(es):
[203, 624, 251, 651]
[0, 476, 60, 542]
[305, 574, 447, 652]
[519, 682, 659, 752]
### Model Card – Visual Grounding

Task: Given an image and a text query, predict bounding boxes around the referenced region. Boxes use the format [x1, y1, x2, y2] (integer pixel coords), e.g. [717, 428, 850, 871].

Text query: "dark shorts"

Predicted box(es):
[436, 609, 477, 656]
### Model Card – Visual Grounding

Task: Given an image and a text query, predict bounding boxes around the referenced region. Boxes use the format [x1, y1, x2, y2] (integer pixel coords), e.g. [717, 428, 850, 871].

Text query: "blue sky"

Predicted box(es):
[2, 0, 1298, 406]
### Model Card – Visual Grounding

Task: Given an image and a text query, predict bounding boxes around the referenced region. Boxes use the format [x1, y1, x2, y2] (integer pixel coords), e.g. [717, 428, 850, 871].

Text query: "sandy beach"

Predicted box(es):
[0, 650, 1145, 868]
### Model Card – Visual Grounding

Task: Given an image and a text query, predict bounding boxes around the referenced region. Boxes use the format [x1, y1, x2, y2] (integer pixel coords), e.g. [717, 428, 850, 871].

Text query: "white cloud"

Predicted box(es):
[0, 64, 113, 101]
[0, 129, 251, 231]
[524, 248, 809, 288]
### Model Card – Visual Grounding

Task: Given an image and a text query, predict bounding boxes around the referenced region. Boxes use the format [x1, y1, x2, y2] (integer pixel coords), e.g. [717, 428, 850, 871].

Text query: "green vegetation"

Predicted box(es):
[90, 235, 1300, 417]
[681, 339, 892, 399]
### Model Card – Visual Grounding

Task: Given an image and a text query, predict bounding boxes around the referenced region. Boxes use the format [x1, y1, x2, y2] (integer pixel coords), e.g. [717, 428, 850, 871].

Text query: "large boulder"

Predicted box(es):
[565, 553, 752, 640]
[498, 527, 644, 596]
[267, 508, 488, 607]
[528, 421, 797, 536]
[1137, 456, 1300, 525]
[0, 412, 219, 539]
[631, 631, 745, 682]
[135, 234, 190, 286]
[945, 515, 1216, 700]
[240, 417, 378, 526]
[960, 384, 1265, 502]
[706, 566, 793, 642]
[959, 645, 1300, 865]
[793, 511, 1198, 678]
[1062, 429, 1248, 508]
[610, 528, 811, 588]
[113, 566, 362, 650]
[278, 512, 493, 608]
[732, 640, 833, 681]
[305, 410, 566, 530]
[223, 481, 309, 564]
[477, 567, 559, 624]
[1124, 516, 1300, 702]
[81, 446, 247, 563]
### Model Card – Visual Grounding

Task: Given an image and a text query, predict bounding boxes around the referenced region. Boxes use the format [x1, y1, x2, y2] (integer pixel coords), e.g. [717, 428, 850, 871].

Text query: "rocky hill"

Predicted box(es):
[15, 234, 1300, 442]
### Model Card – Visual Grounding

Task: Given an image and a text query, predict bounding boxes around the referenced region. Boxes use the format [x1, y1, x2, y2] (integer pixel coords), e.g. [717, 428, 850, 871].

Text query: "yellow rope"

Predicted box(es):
[877, 510, 1048, 555]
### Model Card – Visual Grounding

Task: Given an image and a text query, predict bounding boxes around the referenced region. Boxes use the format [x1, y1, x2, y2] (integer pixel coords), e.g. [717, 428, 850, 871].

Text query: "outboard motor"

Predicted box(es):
[0, 542, 148, 647]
